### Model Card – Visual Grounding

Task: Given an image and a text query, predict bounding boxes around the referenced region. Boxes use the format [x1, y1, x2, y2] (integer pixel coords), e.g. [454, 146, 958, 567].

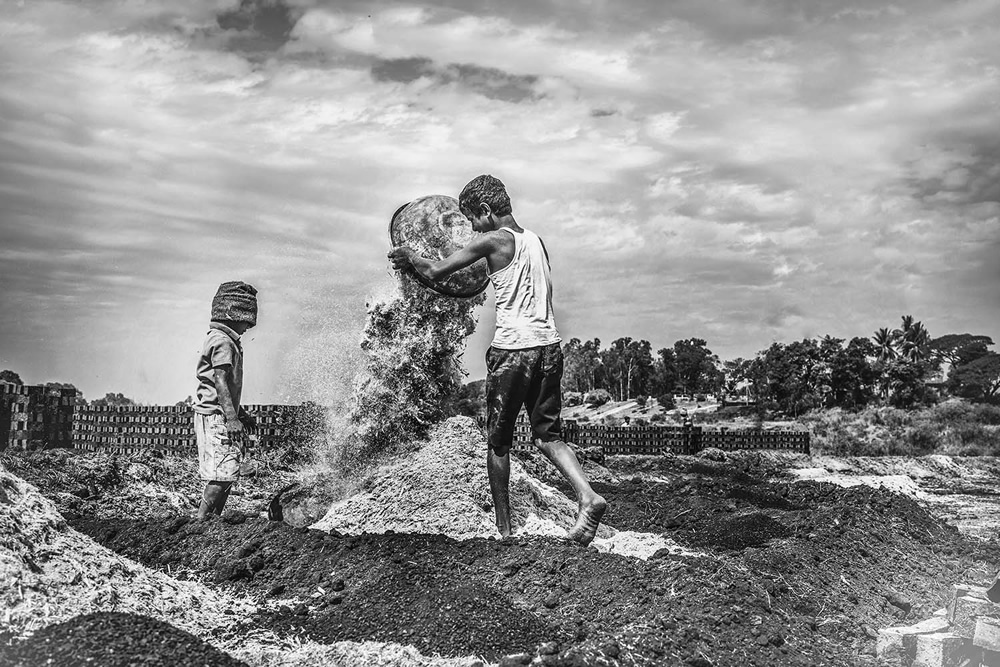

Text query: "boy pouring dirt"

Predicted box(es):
[389, 175, 607, 546]
[193, 281, 259, 520]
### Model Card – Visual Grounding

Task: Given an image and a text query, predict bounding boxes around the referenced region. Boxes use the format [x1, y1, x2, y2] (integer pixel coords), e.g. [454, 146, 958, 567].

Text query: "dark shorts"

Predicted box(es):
[485, 342, 563, 455]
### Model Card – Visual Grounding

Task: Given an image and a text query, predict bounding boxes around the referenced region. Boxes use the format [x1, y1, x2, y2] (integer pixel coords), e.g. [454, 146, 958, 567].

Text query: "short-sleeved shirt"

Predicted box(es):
[193, 322, 243, 415]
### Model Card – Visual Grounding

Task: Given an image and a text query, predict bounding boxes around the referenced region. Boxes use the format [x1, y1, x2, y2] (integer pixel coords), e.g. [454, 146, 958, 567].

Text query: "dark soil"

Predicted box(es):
[8, 447, 1000, 666]
[0, 612, 248, 667]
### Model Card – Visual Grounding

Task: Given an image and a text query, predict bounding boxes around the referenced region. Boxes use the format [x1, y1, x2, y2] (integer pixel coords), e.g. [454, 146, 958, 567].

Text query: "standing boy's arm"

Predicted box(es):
[389, 234, 496, 281]
[213, 366, 245, 441]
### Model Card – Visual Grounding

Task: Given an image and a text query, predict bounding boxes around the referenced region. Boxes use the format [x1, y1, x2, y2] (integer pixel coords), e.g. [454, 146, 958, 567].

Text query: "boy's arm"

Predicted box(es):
[389, 234, 496, 281]
[212, 366, 245, 441]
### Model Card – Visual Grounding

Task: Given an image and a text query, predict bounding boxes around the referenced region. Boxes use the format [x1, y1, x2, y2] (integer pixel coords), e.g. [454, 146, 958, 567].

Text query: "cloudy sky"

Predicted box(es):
[1, 0, 998, 405]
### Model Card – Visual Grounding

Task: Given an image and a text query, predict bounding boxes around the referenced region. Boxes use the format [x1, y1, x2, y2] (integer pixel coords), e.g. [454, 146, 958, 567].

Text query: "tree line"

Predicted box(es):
[4, 314, 998, 417]
[560, 316, 999, 415]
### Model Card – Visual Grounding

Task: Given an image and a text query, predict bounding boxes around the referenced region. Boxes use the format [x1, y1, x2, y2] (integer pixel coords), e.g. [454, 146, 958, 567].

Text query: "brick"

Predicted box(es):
[879, 617, 953, 663]
[901, 632, 969, 667]
[950, 595, 1000, 638]
[975, 617, 1000, 652]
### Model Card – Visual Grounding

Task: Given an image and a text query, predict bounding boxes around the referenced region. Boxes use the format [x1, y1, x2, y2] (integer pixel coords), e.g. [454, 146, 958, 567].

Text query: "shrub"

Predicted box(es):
[564, 391, 583, 407]
[657, 394, 676, 410]
[635, 395, 648, 408]
[650, 413, 665, 423]
[972, 404, 1000, 425]
[585, 389, 612, 407]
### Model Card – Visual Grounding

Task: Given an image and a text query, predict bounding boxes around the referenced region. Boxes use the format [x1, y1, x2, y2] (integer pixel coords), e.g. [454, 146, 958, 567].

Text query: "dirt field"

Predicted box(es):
[3, 421, 1000, 667]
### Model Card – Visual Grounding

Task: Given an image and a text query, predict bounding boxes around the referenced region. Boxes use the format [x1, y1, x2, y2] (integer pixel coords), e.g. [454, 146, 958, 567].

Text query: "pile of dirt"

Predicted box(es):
[0, 449, 296, 523]
[309, 416, 689, 559]
[0, 467, 255, 641]
[312, 417, 582, 538]
[64, 449, 1000, 666]
[1, 612, 248, 667]
[0, 464, 491, 667]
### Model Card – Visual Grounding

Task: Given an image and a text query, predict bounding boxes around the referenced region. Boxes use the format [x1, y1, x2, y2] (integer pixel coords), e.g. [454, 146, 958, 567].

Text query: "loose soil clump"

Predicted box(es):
[0, 612, 248, 667]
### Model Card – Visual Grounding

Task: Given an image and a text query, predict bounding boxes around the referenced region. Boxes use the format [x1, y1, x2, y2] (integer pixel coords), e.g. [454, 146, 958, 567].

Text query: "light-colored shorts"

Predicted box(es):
[195, 412, 242, 482]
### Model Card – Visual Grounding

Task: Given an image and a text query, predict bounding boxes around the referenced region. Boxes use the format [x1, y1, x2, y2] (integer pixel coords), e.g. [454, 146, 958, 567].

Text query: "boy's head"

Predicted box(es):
[211, 281, 257, 329]
[459, 174, 512, 220]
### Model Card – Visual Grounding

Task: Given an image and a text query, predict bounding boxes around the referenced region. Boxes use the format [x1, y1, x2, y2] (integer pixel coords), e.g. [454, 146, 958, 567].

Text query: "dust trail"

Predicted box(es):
[346, 273, 486, 465]
[273, 271, 484, 524]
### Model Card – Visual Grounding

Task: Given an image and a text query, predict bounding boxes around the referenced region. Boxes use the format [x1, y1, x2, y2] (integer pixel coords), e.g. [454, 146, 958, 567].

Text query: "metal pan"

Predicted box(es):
[388, 194, 489, 298]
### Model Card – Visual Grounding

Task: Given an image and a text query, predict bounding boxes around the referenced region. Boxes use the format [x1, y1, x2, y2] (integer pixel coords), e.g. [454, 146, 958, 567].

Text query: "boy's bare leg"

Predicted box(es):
[535, 439, 606, 546]
[198, 481, 232, 520]
[487, 450, 512, 537]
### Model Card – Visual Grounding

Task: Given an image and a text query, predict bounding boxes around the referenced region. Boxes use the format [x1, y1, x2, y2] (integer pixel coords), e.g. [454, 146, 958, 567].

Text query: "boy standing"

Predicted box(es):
[193, 281, 259, 520]
[389, 175, 607, 546]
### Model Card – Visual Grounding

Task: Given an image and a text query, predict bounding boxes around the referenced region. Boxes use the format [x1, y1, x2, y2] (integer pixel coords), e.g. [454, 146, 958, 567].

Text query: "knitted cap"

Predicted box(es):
[211, 281, 258, 326]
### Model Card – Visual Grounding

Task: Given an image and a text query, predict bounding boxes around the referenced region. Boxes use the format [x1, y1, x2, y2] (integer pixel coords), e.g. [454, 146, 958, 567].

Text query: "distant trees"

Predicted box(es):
[948, 354, 1000, 401]
[92, 392, 136, 407]
[561, 335, 724, 404]
[44, 381, 86, 405]
[0, 370, 23, 385]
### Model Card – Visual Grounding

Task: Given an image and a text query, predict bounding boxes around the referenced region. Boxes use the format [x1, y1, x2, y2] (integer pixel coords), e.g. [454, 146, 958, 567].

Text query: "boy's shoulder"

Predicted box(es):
[203, 326, 239, 348]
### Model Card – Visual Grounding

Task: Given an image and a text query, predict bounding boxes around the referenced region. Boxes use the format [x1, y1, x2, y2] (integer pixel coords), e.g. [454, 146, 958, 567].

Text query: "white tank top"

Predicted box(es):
[489, 228, 561, 349]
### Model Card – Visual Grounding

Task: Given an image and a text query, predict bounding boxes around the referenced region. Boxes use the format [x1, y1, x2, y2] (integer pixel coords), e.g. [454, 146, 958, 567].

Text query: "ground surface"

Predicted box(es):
[4, 437, 1000, 666]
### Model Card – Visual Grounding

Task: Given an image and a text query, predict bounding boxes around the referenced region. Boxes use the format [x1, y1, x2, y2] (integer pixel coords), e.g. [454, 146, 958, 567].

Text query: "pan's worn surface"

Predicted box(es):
[388, 195, 489, 297]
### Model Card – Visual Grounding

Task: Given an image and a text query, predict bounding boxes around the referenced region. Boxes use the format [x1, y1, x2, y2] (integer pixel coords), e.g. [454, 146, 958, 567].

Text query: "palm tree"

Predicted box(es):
[894, 317, 930, 362]
[873, 328, 896, 362]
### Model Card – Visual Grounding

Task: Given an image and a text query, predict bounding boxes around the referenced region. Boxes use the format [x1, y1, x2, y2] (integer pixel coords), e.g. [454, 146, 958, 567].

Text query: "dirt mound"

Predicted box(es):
[0, 467, 254, 642]
[1, 612, 247, 667]
[312, 416, 612, 542]
[67, 453, 1000, 666]
[0, 449, 296, 524]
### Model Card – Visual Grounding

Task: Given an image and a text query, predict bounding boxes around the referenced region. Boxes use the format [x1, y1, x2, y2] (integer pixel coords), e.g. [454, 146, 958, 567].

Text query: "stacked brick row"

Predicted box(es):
[72, 404, 313, 455]
[0, 383, 76, 451]
[73, 405, 195, 454]
[512, 415, 810, 455]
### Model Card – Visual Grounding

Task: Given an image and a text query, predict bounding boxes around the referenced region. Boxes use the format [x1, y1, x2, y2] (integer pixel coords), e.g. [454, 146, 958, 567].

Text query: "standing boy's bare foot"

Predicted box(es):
[565, 494, 607, 547]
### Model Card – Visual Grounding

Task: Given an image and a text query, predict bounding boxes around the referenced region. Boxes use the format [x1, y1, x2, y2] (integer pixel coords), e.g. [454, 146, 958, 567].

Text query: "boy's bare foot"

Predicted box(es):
[566, 494, 607, 547]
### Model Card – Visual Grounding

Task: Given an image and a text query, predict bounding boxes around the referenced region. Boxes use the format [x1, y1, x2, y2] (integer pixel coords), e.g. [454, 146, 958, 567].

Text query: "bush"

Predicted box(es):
[657, 394, 676, 410]
[972, 404, 1000, 425]
[564, 391, 583, 407]
[635, 395, 648, 408]
[650, 413, 665, 423]
[585, 389, 612, 407]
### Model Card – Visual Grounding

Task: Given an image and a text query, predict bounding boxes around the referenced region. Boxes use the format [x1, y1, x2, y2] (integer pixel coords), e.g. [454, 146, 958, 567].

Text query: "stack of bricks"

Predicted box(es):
[73, 405, 195, 455]
[511, 414, 810, 455]
[876, 584, 1000, 666]
[0, 383, 75, 451]
[72, 403, 314, 455]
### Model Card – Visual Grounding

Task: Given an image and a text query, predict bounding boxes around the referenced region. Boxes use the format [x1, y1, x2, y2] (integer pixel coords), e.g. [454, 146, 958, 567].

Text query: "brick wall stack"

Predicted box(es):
[73, 405, 195, 455]
[513, 415, 810, 455]
[0, 383, 75, 451]
[72, 404, 315, 455]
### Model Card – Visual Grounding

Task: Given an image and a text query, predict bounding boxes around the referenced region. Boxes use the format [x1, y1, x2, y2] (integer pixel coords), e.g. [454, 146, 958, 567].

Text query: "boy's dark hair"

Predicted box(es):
[459, 174, 512, 217]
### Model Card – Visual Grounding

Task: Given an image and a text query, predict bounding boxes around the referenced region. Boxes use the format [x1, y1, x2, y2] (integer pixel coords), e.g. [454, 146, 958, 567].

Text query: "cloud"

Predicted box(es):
[0, 0, 998, 401]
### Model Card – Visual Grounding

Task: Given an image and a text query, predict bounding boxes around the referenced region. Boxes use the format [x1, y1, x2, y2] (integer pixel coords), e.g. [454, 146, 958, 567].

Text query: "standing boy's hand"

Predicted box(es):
[226, 417, 247, 444]
[238, 408, 258, 434]
[388, 246, 416, 270]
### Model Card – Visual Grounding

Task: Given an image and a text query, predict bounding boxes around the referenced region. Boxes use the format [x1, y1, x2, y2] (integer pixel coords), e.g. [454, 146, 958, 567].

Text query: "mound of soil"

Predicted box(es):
[0, 468, 253, 641]
[0, 448, 296, 523]
[310, 417, 608, 541]
[68, 456, 1000, 666]
[0, 612, 247, 667]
